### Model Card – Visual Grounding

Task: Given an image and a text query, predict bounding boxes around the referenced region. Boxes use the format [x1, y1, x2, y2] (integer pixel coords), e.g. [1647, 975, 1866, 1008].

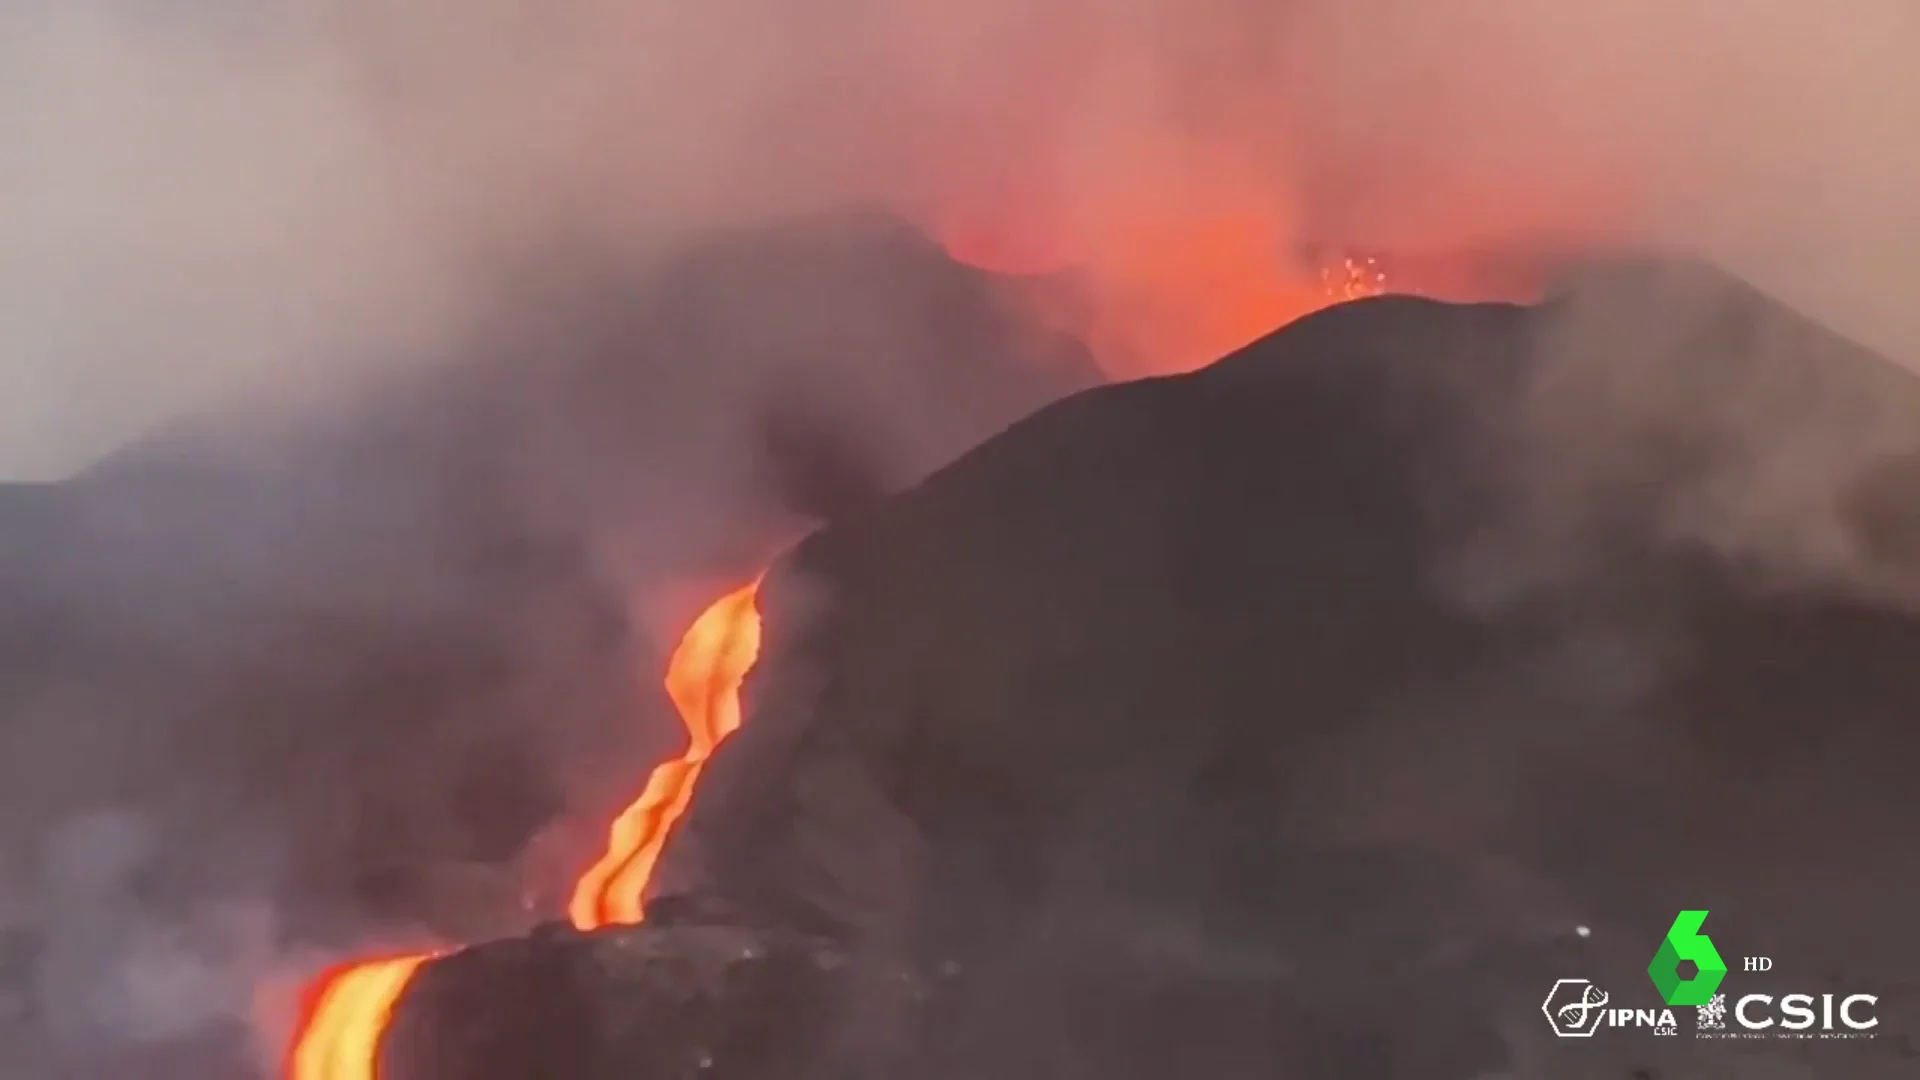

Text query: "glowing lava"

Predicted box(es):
[286, 953, 436, 1080]
[285, 578, 765, 1079]
[569, 578, 764, 930]
[932, 199, 1395, 378]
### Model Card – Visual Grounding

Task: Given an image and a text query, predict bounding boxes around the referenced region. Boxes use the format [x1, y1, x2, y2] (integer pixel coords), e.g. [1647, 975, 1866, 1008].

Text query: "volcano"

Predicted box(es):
[368, 261, 1920, 1079]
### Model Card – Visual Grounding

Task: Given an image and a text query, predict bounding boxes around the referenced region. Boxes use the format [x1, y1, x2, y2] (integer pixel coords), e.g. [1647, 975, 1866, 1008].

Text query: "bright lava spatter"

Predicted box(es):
[1321, 254, 1389, 300]
[285, 579, 765, 1080]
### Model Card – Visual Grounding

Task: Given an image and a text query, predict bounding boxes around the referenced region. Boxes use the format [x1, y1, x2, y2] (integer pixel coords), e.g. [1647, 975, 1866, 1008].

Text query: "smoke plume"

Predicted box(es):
[9, 1, 1920, 476]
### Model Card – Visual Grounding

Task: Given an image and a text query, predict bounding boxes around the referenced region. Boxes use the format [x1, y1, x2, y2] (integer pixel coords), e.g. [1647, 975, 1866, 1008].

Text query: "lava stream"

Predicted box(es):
[286, 954, 435, 1080]
[285, 578, 765, 1080]
[569, 578, 764, 930]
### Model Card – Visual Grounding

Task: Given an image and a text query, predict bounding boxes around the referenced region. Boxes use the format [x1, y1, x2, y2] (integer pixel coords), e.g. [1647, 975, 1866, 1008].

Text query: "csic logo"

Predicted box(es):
[1543, 979, 1609, 1037]
[1697, 993, 1728, 1032]
[1701, 992, 1879, 1040]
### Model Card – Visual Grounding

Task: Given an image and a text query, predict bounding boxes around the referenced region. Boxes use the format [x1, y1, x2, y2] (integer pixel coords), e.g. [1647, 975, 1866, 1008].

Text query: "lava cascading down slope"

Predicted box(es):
[285, 579, 766, 1080]
[567, 579, 764, 930]
[285, 955, 437, 1080]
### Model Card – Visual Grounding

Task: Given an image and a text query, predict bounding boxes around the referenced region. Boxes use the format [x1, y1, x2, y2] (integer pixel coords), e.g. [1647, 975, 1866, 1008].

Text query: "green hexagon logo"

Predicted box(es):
[1648, 909, 1727, 1006]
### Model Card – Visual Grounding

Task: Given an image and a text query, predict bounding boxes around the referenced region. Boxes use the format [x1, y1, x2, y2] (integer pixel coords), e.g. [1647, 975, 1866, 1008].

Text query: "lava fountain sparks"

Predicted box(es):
[934, 205, 1397, 378]
[285, 578, 765, 1080]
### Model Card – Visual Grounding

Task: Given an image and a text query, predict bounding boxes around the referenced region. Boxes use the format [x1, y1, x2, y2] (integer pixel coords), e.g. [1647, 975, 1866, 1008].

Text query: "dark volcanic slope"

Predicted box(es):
[627, 263, 1920, 1078]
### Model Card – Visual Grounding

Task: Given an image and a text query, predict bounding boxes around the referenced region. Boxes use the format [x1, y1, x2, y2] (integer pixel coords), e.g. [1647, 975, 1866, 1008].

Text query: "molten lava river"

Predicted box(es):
[286, 580, 765, 1080]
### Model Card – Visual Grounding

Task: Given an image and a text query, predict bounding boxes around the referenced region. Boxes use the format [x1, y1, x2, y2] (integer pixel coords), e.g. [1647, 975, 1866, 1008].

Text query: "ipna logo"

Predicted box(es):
[1542, 979, 1609, 1037]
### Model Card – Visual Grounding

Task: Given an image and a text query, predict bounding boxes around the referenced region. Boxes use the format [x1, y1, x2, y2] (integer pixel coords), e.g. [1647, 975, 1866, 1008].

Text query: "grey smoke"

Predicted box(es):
[2, 812, 271, 1068]
[10, 2, 1920, 476]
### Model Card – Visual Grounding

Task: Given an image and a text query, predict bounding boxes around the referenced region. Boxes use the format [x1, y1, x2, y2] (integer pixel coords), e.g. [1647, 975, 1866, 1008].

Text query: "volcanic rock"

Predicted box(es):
[393, 262, 1920, 1078]
[383, 920, 926, 1080]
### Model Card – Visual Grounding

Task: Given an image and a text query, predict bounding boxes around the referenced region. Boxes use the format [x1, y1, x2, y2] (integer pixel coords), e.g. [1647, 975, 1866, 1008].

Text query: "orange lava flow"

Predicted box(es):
[568, 578, 764, 930]
[285, 952, 435, 1080]
[283, 578, 764, 1079]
